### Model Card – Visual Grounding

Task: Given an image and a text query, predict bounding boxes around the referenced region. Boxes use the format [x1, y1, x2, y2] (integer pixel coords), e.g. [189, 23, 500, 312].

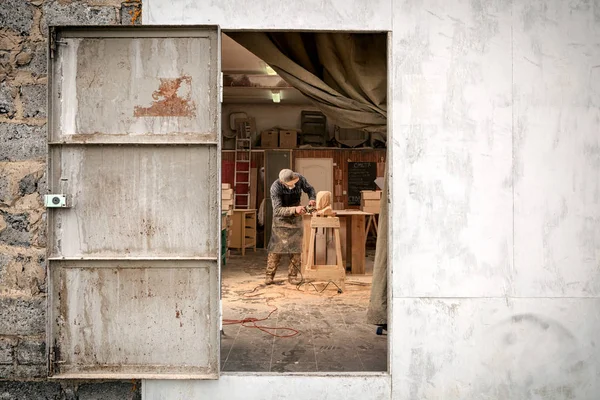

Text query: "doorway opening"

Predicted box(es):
[219, 31, 389, 373]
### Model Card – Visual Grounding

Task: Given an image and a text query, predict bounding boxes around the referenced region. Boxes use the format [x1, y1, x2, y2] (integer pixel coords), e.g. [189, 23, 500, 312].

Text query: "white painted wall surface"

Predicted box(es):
[144, 0, 600, 398]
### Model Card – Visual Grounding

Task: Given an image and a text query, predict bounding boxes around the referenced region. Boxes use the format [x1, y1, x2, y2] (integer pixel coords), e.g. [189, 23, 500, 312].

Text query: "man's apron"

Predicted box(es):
[267, 189, 303, 254]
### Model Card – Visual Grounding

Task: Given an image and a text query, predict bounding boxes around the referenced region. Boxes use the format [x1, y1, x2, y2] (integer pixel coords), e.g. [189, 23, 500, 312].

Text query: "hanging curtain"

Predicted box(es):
[228, 32, 389, 325]
[227, 32, 387, 133]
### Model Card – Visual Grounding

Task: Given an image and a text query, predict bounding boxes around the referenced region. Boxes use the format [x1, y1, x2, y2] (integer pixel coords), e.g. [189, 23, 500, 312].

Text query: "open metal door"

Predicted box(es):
[47, 27, 221, 379]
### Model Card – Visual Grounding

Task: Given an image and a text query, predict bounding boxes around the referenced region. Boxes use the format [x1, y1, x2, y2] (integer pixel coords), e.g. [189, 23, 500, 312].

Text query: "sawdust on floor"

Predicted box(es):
[221, 249, 387, 372]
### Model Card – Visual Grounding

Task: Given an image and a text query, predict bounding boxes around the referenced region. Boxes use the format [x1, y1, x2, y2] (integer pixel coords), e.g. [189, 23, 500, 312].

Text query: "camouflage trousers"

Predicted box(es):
[266, 253, 301, 279]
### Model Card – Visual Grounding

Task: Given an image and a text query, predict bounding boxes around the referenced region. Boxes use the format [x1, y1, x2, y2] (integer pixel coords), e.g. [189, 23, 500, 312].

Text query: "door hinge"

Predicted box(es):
[49, 29, 68, 60]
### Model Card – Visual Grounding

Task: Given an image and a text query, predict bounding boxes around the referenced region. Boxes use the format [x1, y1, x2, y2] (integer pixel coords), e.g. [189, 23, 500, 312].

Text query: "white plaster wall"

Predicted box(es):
[391, 1, 600, 399]
[143, 0, 392, 31]
[144, 0, 600, 398]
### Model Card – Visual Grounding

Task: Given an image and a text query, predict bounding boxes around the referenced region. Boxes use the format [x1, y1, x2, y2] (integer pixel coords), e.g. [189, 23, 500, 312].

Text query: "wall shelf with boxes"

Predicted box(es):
[260, 128, 298, 149]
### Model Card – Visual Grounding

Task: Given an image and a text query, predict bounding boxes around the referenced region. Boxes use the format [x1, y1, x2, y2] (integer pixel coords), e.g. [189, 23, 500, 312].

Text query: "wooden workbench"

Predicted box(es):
[302, 210, 374, 275]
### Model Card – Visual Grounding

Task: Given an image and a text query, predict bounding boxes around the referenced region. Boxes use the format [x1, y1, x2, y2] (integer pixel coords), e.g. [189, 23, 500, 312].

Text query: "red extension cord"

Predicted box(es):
[222, 299, 300, 338]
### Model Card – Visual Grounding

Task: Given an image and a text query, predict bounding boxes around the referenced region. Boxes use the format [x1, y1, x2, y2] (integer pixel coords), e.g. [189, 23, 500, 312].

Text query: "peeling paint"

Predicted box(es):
[134, 76, 197, 118]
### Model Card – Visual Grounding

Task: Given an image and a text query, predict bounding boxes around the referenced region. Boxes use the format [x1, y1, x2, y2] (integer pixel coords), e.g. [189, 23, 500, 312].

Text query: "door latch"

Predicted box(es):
[44, 194, 70, 208]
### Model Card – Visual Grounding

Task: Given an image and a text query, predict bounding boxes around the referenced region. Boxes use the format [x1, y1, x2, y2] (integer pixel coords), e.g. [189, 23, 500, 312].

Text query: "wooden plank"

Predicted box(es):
[361, 199, 380, 208]
[361, 207, 380, 214]
[306, 226, 317, 270]
[377, 162, 385, 177]
[249, 167, 257, 209]
[350, 214, 366, 274]
[221, 188, 234, 199]
[335, 210, 371, 215]
[335, 168, 343, 181]
[301, 215, 312, 272]
[334, 184, 343, 197]
[361, 190, 381, 200]
[326, 228, 337, 265]
[340, 216, 348, 269]
[310, 217, 340, 228]
[315, 227, 327, 265]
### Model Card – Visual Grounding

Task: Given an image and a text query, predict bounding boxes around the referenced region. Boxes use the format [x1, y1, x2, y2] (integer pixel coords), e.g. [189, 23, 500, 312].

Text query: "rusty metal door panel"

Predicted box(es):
[49, 260, 218, 378]
[50, 28, 219, 144]
[47, 27, 221, 379]
[49, 145, 218, 258]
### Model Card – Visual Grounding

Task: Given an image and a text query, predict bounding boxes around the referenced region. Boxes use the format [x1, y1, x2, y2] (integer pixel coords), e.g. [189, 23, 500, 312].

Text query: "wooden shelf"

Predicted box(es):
[229, 209, 257, 256]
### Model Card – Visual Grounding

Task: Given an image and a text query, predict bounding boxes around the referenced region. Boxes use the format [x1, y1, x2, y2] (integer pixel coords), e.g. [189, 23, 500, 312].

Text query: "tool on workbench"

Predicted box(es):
[303, 204, 317, 214]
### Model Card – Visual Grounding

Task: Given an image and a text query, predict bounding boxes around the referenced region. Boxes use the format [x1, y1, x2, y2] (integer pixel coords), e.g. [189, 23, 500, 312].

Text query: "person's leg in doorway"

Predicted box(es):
[287, 253, 301, 284]
[266, 253, 281, 285]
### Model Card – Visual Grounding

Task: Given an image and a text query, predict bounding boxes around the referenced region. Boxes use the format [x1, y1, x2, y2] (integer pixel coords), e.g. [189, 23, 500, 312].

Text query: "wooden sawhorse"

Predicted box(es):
[303, 216, 346, 292]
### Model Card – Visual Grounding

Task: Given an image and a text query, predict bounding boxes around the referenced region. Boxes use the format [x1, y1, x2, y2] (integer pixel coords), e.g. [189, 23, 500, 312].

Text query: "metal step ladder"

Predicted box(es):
[233, 121, 252, 209]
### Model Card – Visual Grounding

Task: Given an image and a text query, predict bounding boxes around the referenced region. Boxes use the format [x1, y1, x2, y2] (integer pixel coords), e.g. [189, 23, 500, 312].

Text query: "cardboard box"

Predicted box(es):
[261, 130, 279, 148]
[361, 199, 380, 208]
[279, 130, 297, 148]
[222, 183, 231, 190]
[222, 199, 234, 210]
[221, 188, 234, 199]
[361, 190, 381, 200]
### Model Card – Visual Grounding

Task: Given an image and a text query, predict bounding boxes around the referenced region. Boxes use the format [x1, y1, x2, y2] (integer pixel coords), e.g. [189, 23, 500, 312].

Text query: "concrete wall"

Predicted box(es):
[145, 0, 600, 399]
[0, 0, 140, 397]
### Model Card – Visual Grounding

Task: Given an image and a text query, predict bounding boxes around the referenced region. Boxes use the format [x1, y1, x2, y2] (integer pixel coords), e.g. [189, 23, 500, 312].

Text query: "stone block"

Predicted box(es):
[17, 43, 47, 77]
[0, 123, 46, 161]
[0, 160, 45, 207]
[42, 2, 118, 33]
[78, 382, 142, 400]
[121, 3, 142, 25]
[0, 381, 62, 397]
[0, 297, 45, 335]
[0, 82, 16, 119]
[19, 171, 42, 196]
[16, 337, 45, 365]
[0, 28, 22, 52]
[0, 381, 141, 399]
[0, 211, 31, 247]
[5, 363, 47, 379]
[0, 176, 9, 206]
[0, 0, 34, 35]
[0, 247, 47, 296]
[0, 337, 17, 364]
[20, 85, 47, 118]
[0, 252, 9, 280]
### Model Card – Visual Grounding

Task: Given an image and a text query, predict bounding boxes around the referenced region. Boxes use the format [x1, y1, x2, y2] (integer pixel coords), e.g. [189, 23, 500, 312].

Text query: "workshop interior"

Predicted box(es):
[219, 31, 388, 373]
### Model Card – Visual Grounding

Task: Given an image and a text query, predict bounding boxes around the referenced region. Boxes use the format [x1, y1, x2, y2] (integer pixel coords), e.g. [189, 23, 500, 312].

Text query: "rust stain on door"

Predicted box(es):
[134, 76, 197, 118]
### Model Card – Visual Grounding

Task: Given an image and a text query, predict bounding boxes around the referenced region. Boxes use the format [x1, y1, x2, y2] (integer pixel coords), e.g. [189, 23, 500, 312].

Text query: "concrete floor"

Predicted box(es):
[220, 249, 387, 373]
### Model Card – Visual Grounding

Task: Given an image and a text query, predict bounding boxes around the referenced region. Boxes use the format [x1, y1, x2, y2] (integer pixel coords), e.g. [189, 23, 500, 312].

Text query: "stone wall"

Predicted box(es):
[0, 0, 141, 397]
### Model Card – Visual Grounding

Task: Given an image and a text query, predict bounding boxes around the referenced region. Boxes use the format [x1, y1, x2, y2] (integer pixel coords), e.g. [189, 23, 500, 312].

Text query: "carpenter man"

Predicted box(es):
[265, 169, 316, 285]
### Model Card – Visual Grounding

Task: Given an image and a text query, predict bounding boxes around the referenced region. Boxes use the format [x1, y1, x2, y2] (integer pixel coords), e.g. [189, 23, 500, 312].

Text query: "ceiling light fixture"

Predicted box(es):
[271, 90, 281, 103]
[265, 65, 277, 75]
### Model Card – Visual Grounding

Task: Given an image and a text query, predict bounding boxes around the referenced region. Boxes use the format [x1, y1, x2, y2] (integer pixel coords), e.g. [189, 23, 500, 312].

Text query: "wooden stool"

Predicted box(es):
[303, 216, 346, 292]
